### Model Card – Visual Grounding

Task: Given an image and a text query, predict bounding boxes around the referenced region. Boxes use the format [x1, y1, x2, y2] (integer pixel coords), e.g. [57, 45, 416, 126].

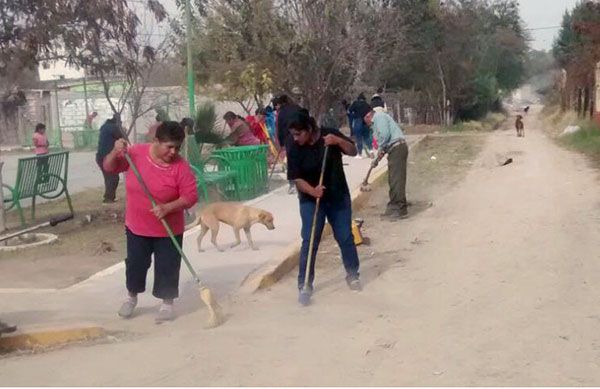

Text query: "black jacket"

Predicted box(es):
[348, 99, 371, 122]
[96, 119, 124, 163]
[276, 103, 301, 146]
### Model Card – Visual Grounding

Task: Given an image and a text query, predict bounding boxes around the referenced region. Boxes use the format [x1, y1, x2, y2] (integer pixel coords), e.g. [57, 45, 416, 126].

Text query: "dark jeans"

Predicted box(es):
[352, 120, 372, 155]
[298, 194, 360, 289]
[97, 160, 119, 202]
[387, 143, 409, 213]
[125, 228, 183, 300]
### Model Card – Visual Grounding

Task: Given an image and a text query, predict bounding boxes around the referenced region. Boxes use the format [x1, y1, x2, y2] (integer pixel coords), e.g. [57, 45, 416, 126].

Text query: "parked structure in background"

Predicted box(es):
[1, 80, 261, 148]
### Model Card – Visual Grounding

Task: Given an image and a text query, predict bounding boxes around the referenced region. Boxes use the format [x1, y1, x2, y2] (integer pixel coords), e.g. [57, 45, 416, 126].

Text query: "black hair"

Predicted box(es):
[357, 93, 366, 101]
[371, 95, 385, 108]
[288, 108, 318, 134]
[156, 121, 185, 143]
[255, 107, 267, 116]
[35, 123, 46, 133]
[155, 114, 161, 121]
[223, 111, 237, 121]
[180, 117, 195, 134]
[277, 94, 291, 106]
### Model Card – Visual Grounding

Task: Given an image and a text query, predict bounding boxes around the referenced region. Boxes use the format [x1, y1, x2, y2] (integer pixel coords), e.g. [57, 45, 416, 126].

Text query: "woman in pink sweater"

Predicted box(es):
[32, 123, 49, 155]
[103, 121, 198, 323]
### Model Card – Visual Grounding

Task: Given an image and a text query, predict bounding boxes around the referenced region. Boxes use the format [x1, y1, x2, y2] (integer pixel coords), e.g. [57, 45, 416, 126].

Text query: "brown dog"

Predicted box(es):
[515, 115, 524, 137]
[190, 202, 275, 252]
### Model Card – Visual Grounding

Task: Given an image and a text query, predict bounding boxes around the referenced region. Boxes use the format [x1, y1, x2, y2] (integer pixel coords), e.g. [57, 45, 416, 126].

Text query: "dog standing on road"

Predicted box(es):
[190, 202, 275, 252]
[515, 115, 525, 137]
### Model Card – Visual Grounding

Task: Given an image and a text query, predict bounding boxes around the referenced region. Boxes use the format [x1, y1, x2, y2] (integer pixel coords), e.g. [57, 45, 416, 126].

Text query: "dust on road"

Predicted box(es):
[3, 109, 600, 386]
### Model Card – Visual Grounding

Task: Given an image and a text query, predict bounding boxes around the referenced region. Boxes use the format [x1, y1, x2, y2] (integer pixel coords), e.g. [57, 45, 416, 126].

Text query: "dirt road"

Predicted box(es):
[2, 108, 600, 385]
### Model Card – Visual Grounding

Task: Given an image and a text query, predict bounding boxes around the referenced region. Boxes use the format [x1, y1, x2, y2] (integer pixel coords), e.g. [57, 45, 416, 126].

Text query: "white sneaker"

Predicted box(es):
[155, 303, 175, 323]
[118, 296, 137, 318]
[355, 155, 362, 159]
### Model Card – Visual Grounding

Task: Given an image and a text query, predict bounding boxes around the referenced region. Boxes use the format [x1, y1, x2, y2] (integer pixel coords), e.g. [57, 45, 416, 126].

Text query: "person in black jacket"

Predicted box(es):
[276, 94, 301, 150]
[287, 109, 362, 305]
[96, 113, 125, 204]
[275, 94, 301, 194]
[348, 93, 373, 158]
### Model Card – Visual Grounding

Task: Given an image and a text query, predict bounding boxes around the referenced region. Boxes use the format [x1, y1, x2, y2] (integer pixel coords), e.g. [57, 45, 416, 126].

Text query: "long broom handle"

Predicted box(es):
[362, 150, 387, 186]
[268, 146, 283, 182]
[303, 146, 329, 289]
[123, 152, 202, 285]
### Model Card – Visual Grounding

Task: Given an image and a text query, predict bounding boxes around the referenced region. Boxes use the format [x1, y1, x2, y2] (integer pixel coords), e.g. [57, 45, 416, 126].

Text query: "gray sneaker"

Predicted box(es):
[381, 208, 408, 221]
[347, 278, 362, 291]
[298, 285, 313, 306]
[118, 298, 137, 318]
[155, 304, 175, 323]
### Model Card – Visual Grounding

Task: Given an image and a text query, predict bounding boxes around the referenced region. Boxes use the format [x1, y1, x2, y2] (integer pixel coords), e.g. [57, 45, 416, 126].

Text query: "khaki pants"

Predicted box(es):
[386, 142, 408, 212]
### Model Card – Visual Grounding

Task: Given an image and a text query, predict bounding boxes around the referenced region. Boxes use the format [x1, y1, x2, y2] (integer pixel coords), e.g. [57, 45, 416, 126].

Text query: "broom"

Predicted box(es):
[299, 146, 329, 306]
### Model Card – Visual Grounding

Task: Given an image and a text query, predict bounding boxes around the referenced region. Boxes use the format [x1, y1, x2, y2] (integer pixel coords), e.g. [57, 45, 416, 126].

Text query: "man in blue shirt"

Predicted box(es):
[364, 109, 409, 220]
[96, 113, 124, 204]
[348, 93, 374, 158]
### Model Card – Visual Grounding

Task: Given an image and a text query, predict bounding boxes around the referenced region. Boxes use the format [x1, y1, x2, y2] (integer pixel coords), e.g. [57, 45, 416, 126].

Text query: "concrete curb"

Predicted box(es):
[0, 324, 106, 353]
[239, 135, 426, 293]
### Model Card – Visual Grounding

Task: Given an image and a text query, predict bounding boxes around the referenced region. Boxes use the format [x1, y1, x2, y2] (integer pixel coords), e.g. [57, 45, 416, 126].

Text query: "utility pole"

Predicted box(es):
[53, 80, 64, 149]
[83, 70, 90, 121]
[185, 0, 196, 118]
[0, 162, 6, 232]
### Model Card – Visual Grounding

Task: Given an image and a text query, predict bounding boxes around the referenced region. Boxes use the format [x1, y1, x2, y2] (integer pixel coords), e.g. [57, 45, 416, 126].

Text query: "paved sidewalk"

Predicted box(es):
[0, 137, 422, 332]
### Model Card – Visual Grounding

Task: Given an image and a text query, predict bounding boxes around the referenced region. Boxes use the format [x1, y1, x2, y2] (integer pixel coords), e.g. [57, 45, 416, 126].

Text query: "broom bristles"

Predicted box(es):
[200, 286, 225, 329]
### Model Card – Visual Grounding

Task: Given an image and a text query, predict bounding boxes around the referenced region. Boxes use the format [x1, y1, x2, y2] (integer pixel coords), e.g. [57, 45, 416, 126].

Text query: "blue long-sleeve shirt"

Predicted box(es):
[96, 119, 124, 164]
[371, 111, 405, 150]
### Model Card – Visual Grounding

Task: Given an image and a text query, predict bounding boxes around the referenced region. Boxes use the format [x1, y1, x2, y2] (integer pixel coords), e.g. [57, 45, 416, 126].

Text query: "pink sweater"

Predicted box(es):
[32, 132, 49, 155]
[104, 144, 198, 237]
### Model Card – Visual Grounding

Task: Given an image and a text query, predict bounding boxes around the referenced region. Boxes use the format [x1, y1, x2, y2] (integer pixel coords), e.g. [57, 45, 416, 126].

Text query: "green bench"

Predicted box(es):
[191, 155, 239, 202]
[3, 151, 74, 225]
[183, 134, 239, 202]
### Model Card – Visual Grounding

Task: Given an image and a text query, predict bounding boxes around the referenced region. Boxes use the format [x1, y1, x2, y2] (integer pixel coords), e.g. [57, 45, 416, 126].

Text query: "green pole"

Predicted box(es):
[83, 73, 90, 121]
[166, 94, 170, 117]
[185, 0, 196, 118]
[53, 82, 64, 149]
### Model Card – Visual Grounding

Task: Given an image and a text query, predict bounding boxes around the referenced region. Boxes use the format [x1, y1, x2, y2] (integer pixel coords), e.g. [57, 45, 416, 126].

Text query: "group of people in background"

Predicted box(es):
[20, 88, 408, 317]
[341, 89, 388, 159]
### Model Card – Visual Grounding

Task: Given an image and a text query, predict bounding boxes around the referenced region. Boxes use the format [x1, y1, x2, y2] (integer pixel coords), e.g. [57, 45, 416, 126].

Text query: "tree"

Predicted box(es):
[374, 0, 526, 122]
[0, 0, 169, 134]
[185, 0, 371, 120]
[0, 0, 166, 75]
[552, 1, 600, 115]
[279, 0, 367, 119]
[179, 0, 288, 113]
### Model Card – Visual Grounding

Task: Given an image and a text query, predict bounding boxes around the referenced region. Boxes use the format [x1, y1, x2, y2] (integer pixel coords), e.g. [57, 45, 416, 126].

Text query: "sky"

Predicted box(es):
[519, 0, 581, 51]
